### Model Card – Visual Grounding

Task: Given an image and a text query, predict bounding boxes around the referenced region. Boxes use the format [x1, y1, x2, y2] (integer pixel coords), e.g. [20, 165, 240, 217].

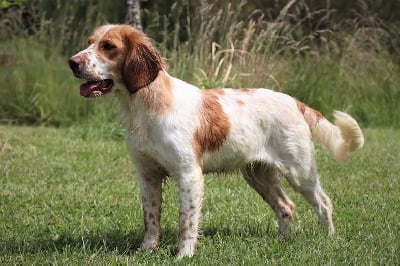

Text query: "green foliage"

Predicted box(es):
[0, 39, 78, 125]
[0, 0, 25, 8]
[0, 126, 399, 264]
[0, 0, 399, 127]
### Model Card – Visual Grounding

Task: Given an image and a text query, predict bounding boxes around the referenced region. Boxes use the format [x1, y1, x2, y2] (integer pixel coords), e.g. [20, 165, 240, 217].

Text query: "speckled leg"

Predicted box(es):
[176, 167, 204, 259]
[242, 163, 296, 236]
[139, 175, 163, 250]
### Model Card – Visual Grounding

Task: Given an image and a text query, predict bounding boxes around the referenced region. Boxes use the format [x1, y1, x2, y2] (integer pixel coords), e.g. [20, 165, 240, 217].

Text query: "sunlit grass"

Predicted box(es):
[0, 126, 399, 264]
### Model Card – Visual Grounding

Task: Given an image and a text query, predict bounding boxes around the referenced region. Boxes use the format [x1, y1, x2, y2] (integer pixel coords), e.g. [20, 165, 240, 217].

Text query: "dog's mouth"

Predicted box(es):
[79, 79, 114, 98]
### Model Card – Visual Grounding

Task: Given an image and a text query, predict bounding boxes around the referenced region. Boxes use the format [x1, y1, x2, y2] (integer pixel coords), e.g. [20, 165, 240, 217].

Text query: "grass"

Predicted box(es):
[0, 125, 399, 264]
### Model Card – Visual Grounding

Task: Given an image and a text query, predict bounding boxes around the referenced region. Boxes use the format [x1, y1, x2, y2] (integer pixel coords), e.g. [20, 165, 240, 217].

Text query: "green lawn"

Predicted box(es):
[0, 126, 399, 264]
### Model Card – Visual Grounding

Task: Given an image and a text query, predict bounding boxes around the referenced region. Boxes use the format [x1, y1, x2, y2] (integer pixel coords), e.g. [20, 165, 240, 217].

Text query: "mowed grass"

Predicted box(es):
[0, 125, 399, 264]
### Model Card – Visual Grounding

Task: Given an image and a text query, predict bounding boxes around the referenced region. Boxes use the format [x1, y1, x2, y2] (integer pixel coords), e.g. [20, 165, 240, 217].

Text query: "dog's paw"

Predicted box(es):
[176, 241, 195, 259]
[141, 237, 159, 251]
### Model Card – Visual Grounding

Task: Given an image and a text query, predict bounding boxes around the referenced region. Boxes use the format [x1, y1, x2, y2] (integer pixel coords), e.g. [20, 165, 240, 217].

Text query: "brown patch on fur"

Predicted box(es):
[296, 100, 307, 115]
[180, 188, 191, 193]
[138, 71, 173, 114]
[193, 90, 231, 163]
[236, 99, 245, 106]
[296, 99, 324, 121]
[113, 26, 165, 92]
[209, 89, 225, 95]
[296, 99, 324, 132]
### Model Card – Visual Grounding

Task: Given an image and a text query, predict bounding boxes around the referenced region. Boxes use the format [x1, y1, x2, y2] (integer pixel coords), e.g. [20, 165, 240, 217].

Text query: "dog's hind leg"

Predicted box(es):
[300, 182, 334, 235]
[284, 159, 335, 235]
[241, 162, 296, 236]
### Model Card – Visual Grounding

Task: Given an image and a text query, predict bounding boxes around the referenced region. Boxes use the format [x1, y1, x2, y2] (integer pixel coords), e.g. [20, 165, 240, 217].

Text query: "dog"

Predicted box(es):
[68, 24, 364, 258]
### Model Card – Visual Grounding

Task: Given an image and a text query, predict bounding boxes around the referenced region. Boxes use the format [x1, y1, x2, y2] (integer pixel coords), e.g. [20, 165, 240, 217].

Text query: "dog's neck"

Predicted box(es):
[114, 70, 174, 129]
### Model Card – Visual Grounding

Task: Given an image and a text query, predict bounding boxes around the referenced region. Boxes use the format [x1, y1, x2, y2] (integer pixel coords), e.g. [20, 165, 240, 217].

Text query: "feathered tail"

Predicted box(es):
[298, 101, 364, 163]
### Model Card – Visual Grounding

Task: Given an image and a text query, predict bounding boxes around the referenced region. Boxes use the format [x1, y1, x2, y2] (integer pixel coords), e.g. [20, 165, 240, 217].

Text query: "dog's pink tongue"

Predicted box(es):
[80, 82, 96, 97]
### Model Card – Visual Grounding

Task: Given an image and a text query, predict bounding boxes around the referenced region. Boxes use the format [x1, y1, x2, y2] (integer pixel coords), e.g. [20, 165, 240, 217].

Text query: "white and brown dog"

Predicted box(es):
[68, 24, 364, 258]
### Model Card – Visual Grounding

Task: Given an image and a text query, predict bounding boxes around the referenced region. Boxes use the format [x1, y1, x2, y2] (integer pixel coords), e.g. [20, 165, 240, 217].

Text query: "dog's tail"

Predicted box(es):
[296, 101, 364, 163]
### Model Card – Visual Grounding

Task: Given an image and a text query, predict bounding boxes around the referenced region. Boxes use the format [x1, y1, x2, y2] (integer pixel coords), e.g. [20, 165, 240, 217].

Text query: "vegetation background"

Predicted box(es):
[0, 0, 399, 130]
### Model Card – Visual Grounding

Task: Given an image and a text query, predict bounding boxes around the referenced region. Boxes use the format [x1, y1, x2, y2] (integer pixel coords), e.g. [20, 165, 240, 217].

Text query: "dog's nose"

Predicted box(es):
[68, 57, 81, 73]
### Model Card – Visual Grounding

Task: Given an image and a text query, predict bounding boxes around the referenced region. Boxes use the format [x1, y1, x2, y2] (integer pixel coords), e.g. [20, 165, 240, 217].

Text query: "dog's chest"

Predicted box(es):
[125, 116, 164, 152]
[124, 112, 195, 168]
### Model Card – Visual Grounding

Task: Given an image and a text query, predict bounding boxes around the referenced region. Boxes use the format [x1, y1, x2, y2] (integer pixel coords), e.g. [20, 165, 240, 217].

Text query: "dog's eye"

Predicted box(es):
[103, 42, 116, 50]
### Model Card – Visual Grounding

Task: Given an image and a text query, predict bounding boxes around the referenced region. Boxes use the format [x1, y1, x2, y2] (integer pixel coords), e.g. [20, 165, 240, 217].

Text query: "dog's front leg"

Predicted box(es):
[176, 167, 204, 259]
[139, 175, 162, 251]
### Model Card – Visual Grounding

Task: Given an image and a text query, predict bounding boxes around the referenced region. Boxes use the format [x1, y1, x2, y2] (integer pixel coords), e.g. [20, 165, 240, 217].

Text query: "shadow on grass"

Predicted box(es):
[1, 223, 278, 256]
[1, 230, 144, 255]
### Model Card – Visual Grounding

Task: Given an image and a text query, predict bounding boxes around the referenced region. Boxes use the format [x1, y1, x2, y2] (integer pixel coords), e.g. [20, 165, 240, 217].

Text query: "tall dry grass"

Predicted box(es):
[0, 0, 399, 131]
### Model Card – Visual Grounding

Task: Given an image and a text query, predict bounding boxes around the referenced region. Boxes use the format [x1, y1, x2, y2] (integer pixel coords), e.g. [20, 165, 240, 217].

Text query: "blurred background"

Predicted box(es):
[0, 0, 399, 131]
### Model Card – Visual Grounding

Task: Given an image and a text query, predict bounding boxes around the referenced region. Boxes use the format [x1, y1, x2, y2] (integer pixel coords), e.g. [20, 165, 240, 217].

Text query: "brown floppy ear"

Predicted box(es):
[122, 27, 164, 93]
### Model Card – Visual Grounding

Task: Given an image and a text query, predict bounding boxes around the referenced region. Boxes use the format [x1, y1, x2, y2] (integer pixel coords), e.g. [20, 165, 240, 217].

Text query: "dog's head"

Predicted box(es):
[68, 24, 164, 98]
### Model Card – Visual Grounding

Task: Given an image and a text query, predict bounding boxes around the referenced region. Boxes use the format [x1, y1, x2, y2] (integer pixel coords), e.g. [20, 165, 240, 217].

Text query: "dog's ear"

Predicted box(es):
[122, 27, 164, 92]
